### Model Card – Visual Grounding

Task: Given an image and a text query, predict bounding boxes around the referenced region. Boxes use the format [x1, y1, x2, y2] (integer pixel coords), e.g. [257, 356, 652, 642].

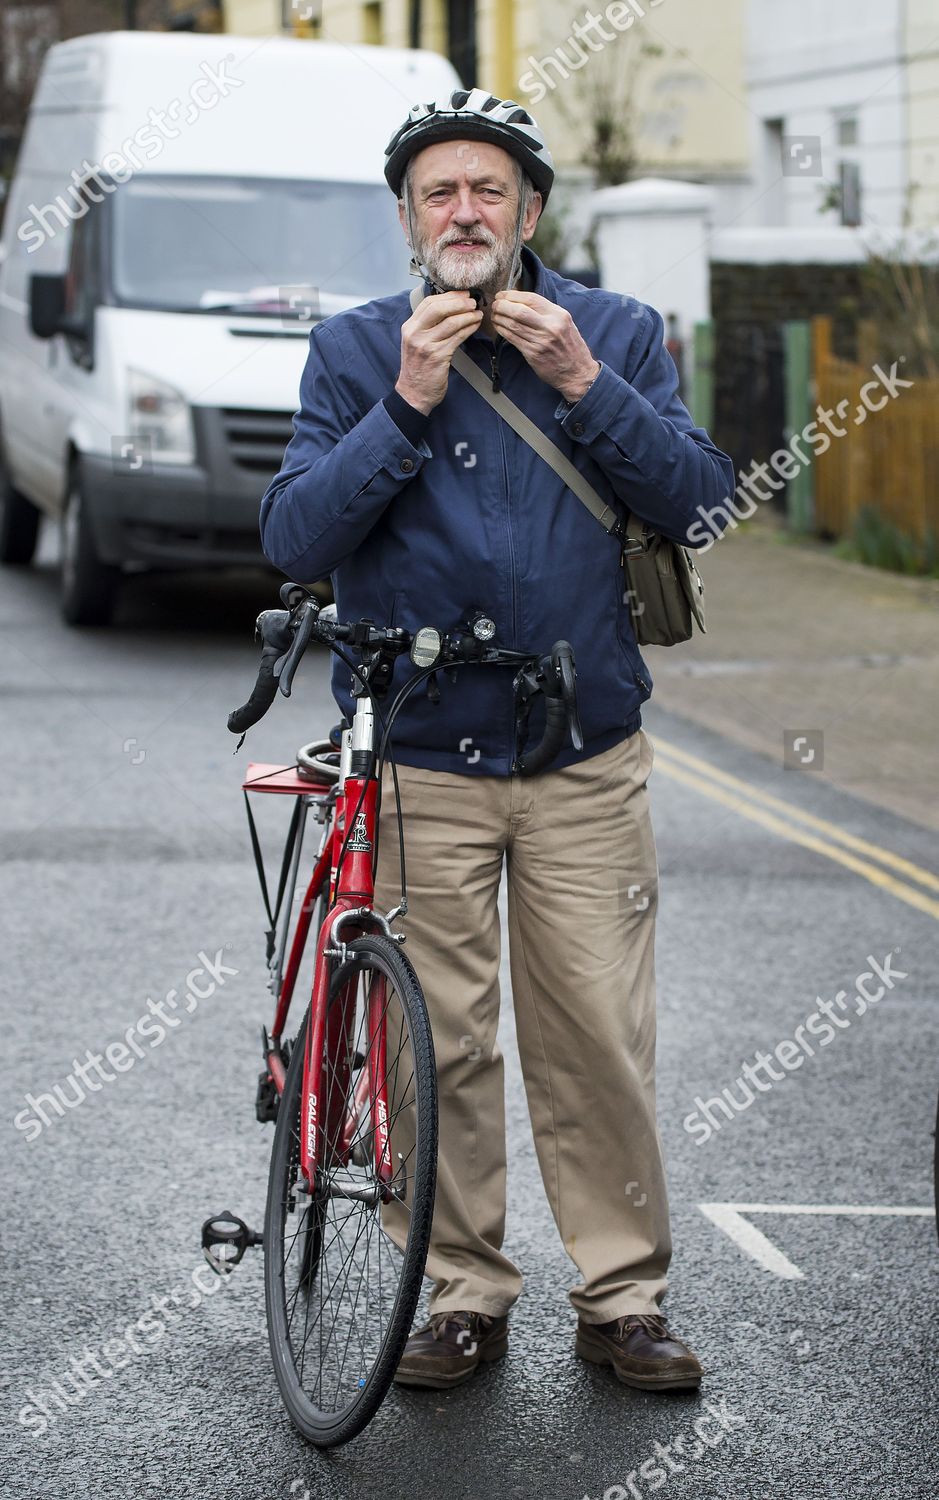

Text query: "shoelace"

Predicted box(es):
[611, 1313, 672, 1342]
[428, 1310, 494, 1342]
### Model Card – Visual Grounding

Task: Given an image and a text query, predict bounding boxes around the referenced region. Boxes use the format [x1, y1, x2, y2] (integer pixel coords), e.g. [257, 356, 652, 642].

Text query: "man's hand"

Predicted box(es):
[395, 291, 484, 414]
[491, 290, 600, 403]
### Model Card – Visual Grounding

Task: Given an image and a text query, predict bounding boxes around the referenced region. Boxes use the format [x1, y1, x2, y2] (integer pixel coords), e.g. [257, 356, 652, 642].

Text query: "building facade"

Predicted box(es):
[222, 0, 753, 243]
[745, 0, 939, 229]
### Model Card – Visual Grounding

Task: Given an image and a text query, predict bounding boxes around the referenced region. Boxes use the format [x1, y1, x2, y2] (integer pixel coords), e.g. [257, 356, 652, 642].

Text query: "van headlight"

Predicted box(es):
[127, 369, 195, 465]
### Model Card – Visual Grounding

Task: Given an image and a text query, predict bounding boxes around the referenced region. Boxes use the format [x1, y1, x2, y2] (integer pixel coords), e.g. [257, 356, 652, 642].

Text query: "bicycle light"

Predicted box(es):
[410, 626, 442, 669]
[470, 612, 496, 641]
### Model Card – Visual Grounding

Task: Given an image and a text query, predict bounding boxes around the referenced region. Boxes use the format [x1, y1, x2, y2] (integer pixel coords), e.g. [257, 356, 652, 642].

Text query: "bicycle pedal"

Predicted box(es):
[201, 1211, 263, 1275]
[256, 1069, 279, 1123]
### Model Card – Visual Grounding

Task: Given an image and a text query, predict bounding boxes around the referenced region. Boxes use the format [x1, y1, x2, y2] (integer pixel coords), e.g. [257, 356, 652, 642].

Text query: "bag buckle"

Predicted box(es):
[611, 516, 645, 556]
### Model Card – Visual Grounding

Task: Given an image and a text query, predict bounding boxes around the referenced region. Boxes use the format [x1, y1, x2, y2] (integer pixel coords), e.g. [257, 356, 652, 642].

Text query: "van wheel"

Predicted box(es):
[61, 475, 120, 626]
[0, 466, 41, 565]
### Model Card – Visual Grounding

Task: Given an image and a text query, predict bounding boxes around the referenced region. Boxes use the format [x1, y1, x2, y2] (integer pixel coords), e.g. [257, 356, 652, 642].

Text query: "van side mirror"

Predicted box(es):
[29, 273, 67, 339]
[28, 273, 85, 340]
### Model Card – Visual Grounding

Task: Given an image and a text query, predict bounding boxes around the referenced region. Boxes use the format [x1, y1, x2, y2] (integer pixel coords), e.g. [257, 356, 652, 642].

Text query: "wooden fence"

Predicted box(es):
[811, 316, 939, 543]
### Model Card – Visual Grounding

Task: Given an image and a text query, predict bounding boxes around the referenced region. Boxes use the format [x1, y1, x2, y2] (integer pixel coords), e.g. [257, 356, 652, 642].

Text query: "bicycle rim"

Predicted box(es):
[264, 933, 437, 1446]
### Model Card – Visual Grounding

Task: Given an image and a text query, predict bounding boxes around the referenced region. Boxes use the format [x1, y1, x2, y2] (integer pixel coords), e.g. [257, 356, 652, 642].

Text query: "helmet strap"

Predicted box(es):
[506, 192, 527, 291]
[404, 184, 431, 282]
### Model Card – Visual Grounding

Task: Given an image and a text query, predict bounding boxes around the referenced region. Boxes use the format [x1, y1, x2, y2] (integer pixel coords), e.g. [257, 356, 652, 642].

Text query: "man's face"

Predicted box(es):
[398, 138, 542, 291]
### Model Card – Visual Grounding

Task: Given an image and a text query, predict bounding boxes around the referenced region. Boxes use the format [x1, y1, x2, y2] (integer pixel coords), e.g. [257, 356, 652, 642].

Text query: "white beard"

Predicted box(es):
[420, 233, 513, 292]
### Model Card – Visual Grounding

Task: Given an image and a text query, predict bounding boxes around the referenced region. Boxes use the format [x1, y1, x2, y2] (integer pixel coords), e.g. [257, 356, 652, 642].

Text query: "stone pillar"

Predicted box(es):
[590, 177, 714, 373]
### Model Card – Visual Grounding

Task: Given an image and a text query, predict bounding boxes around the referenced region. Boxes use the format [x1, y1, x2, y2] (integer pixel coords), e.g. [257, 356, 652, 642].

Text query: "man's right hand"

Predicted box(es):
[395, 291, 484, 415]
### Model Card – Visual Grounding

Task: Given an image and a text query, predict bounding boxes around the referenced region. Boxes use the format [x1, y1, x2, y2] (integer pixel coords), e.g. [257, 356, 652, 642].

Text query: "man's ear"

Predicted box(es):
[522, 191, 543, 242]
[397, 197, 409, 244]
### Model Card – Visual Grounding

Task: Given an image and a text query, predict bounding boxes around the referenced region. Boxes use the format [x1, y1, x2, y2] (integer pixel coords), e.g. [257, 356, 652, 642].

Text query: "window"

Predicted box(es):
[281, 0, 322, 32]
[408, 0, 422, 48]
[836, 113, 858, 147]
[109, 174, 411, 311]
[63, 183, 101, 329]
[763, 118, 785, 223]
[839, 160, 862, 226]
[363, 2, 382, 43]
[447, 0, 476, 87]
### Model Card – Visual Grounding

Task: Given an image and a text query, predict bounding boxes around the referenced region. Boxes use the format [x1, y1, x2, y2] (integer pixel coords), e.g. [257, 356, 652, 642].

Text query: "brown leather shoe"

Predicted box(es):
[393, 1309, 509, 1389]
[575, 1312, 703, 1390]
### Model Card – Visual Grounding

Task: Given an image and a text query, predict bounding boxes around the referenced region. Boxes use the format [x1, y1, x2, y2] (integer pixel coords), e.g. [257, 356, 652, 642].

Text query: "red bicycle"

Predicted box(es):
[202, 584, 582, 1447]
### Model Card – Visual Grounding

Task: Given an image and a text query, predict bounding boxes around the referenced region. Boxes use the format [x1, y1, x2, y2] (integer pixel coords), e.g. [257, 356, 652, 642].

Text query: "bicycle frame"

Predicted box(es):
[244, 695, 396, 1198]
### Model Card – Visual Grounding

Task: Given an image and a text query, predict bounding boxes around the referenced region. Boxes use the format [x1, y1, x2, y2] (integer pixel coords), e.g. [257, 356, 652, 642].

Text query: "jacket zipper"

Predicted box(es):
[491, 344, 519, 765]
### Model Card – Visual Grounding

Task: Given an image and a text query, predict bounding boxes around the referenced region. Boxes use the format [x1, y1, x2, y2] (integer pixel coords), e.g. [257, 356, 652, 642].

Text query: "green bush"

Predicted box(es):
[849, 505, 939, 576]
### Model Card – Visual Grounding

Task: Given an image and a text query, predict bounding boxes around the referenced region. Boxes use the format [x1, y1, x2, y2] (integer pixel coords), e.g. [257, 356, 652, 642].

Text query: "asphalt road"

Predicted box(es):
[2, 551, 937, 1500]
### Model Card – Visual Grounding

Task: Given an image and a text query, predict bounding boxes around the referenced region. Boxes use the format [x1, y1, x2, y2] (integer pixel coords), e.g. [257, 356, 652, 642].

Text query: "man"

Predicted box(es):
[260, 88, 735, 1393]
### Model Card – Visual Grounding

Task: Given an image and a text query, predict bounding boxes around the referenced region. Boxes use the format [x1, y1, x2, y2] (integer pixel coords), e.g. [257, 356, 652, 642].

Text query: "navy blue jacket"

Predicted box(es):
[260, 246, 734, 775]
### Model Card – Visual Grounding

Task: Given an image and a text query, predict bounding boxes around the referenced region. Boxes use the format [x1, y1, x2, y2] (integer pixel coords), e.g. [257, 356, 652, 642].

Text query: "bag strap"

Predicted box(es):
[408, 283, 626, 541]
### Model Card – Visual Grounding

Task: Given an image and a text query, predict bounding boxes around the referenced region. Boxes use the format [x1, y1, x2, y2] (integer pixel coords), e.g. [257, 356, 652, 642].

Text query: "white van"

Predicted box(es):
[0, 31, 459, 623]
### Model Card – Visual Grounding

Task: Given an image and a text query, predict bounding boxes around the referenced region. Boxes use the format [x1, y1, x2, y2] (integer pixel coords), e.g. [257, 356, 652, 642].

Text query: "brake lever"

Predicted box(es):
[274, 599, 319, 698]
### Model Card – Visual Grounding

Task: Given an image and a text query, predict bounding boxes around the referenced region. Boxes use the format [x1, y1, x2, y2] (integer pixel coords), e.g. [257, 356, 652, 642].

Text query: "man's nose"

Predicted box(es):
[450, 186, 479, 223]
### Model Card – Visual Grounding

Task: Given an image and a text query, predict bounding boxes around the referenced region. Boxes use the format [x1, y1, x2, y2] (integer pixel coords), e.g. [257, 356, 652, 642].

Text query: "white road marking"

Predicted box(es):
[699, 1202, 936, 1280]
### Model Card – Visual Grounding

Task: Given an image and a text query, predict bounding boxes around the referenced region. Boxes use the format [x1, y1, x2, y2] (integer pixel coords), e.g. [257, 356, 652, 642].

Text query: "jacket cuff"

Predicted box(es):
[361, 396, 432, 478]
[555, 361, 630, 445]
[383, 389, 432, 448]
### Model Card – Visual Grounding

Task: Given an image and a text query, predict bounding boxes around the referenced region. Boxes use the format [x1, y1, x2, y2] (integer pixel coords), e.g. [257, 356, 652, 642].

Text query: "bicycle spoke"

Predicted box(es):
[266, 936, 436, 1440]
[282, 978, 408, 1386]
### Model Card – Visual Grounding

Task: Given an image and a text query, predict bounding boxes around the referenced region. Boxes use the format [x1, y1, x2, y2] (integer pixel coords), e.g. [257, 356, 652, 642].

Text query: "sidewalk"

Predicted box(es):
[644, 514, 939, 833]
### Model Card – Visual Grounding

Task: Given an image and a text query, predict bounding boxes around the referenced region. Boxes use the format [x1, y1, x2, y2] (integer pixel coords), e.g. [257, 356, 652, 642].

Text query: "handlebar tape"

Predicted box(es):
[227, 610, 294, 735]
[227, 644, 281, 735]
[515, 689, 568, 776]
[515, 641, 579, 776]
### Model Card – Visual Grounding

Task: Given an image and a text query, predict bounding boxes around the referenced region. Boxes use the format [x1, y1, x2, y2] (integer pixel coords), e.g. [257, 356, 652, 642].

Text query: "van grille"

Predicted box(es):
[222, 408, 294, 473]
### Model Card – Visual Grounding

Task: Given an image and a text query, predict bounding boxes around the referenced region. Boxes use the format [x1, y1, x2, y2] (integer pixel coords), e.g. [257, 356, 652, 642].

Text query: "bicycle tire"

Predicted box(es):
[264, 932, 437, 1446]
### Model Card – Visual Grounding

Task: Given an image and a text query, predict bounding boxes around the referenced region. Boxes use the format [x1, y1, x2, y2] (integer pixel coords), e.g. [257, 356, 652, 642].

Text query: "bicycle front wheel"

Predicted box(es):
[264, 932, 437, 1446]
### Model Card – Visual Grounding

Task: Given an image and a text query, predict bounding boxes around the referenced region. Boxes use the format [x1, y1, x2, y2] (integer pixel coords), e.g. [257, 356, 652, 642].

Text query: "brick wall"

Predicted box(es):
[709, 260, 867, 484]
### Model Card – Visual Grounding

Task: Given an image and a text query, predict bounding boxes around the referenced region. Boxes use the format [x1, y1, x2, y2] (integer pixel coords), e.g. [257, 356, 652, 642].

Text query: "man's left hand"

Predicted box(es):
[490, 290, 601, 404]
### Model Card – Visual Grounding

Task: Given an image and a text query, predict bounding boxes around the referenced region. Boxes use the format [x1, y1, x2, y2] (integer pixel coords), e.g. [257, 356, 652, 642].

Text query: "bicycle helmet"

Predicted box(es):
[384, 88, 554, 293]
[384, 87, 555, 205]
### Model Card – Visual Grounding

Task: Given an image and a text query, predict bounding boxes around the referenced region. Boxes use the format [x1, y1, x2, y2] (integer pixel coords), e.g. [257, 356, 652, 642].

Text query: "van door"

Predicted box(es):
[0, 178, 67, 506]
[35, 185, 105, 515]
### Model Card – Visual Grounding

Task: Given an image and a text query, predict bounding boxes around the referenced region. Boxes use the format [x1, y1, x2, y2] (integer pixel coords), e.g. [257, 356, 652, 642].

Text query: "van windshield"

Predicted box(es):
[110, 175, 411, 315]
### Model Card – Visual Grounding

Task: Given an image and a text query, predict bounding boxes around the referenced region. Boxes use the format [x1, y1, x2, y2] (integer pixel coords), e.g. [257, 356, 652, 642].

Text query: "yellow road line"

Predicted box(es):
[655, 737, 939, 895]
[653, 757, 939, 923]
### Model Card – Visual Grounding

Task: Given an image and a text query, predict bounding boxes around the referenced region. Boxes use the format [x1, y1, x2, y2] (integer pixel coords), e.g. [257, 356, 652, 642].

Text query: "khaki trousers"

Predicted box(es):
[373, 727, 671, 1324]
